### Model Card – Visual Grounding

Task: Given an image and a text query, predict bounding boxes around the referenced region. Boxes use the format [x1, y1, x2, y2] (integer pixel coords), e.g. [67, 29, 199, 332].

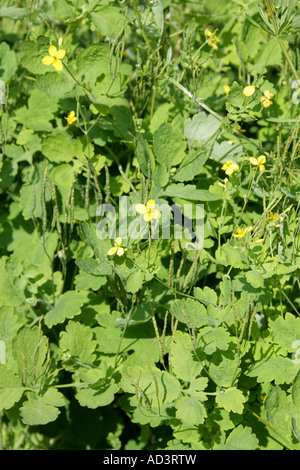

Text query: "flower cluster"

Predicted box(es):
[205, 29, 220, 50]
[107, 200, 161, 257]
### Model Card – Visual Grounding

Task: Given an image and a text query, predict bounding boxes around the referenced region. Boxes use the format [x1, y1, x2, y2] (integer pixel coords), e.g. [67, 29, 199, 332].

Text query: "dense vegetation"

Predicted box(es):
[0, 0, 300, 450]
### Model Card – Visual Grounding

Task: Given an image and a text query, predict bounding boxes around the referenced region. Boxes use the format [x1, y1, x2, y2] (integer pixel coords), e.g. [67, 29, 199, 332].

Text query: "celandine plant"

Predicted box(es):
[0, 0, 300, 451]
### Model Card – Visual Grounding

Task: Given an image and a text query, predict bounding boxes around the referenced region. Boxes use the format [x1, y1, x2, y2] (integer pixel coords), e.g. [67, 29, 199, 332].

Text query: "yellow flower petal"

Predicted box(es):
[257, 155, 266, 164]
[232, 228, 244, 238]
[150, 209, 161, 219]
[114, 237, 122, 246]
[268, 212, 278, 221]
[232, 226, 252, 238]
[107, 246, 118, 256]
[259, 165, 265, 172]
[146, 199, 156, 210]
[116, 247, 125, 256]
[136, 204, 148, 215]
[249, 157, 259, 166]
[56, 49, 66, 60]
[222, 160, 239, 175]
[264, 90, 274, 100]
[261, 97, 272, 108]
[66, 111, 77, 126]
[48, 45, 58, 57]
[243, 85, 255, 97]
[224, 85, 231, 96]
[221, 160, 232, 170]
[52, 59, 63, 71]
[42, 55, 55, 65]
[205, 29, 213, 37]
[208, 40, 218, 50]
[143, 212, 153, 222]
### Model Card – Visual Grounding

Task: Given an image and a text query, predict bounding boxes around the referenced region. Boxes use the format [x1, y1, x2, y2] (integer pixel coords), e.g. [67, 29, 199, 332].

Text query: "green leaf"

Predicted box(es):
[169, 331, 203, 383]
[269, 313, 300, 353]
[154, 123, 186, 169]
[80, 221, 111, 261]
[41, 132, 75, 163]
[76, 380, 119, 409]
[94, 311, 160, 368]
[265, 386, 294, 439]
[135, 135, 154, 177]
[76, 43, 111, 86]
[292, 371, 300, 442]
[126, 271, 144, 293]
[44, 290, 90, 328]
[59, 321, 97, 367]
[209, 347, 240, 388]
[196, 326, 231, 354]
[292, 371, 300, 407]
[75, 258, 112, 276]
[245, 269, 265, 288]
[216, 387, 247, 414]
[0, 256, 25, 307]
[119, 365, 181, 407]
[20, 389, 65, 425]
[20, 36, 52, 75]
[12, 325, 49, 387]
[74, 271, 106, 291]
[184, 111, 221, 147]
[170, 298, 208, 328]
[175, 396, 206, 426]
[173, 148, 207, 182]
[36, 72, 75, 98]
[14, 88, 59, 131]
[193, 286, 218, 306]
[214, 425, 259, 450]
[0, 6, 27, 19]
[162, 183, 221, 201]
[247, 356, 300, 385]
[251, 38, 285, 74]
[0, 367, 25, 412]
[0, 42, 16, 82]
[90, 5, 125, 37]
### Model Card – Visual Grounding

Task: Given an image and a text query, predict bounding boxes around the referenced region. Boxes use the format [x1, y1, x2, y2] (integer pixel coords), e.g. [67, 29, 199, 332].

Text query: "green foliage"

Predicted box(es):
[0, 0, 300, 451]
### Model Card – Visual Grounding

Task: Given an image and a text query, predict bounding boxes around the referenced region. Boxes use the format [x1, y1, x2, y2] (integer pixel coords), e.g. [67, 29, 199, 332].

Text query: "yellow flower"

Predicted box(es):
[260, 90, 274, 108]
[243, 85, 255, 97]
[42, 42, 66, 71]
[65, 110, 77, 127]
[232, 226, 252, 238]
[224, 84, 231, 96]
[107, 237, 126, 256]
[136, 199, 161, 222]
[221, 160, 239, 176]
[205, 28, 220, 50]
[249, 155, 266, 172]
[267, 211, 278, 221]
[235, 124, 246, 134]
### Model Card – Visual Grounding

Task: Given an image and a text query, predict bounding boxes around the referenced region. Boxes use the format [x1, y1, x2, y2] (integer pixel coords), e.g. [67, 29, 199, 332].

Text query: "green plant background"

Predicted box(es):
[0, 0, 300, 450]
